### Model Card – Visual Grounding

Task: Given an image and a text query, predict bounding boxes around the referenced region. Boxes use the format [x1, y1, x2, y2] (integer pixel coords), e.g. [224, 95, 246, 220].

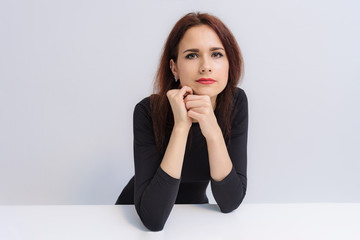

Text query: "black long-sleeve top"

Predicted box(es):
[133, 87, 248, 231]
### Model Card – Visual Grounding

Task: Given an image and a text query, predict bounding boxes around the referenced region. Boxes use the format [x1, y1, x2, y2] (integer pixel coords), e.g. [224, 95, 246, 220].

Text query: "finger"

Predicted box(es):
[184, 94, 211, 108]
[178, 86, 193, 98]
[185, 99, 212, 110]
[187, 109, 202, 121]
[187, 95, 211, 102]
[187, 107, 210, 115]
[183, 91, 191, 99]
[167, 89, 179, 98]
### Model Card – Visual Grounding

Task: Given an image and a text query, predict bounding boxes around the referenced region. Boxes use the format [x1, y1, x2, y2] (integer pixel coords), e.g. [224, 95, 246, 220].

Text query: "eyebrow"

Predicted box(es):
[182, 47, 225, 54]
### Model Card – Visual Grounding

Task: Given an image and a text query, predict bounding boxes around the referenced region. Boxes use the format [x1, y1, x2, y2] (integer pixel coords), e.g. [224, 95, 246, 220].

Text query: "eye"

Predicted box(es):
[212, 52, 224, 58]
[185, 53, 198, 59]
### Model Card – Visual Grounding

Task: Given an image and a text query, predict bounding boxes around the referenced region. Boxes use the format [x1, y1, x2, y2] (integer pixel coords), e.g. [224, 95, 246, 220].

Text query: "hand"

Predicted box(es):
[167, 86, 194, 130]
[184, 94, 221, 139]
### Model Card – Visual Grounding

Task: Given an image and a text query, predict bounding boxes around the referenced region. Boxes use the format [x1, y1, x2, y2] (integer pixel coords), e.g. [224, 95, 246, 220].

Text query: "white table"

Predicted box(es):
[1, 203, 360, 240]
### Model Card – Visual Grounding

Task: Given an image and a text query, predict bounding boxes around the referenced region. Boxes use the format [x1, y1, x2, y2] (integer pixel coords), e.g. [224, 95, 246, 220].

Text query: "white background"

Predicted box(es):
[0, 0, 359, 204]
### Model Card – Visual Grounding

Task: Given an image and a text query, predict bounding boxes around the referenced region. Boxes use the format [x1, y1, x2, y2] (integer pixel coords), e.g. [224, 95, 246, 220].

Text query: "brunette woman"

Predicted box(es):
[116, 12, 248, 231]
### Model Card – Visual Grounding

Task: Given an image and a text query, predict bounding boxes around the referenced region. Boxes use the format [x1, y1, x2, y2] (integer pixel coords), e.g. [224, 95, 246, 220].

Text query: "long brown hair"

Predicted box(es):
[151, 12, 244, 151]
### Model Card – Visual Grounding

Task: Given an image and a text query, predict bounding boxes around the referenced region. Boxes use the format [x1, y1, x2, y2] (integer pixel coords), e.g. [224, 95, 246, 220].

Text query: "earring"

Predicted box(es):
[170, 65, 178, 82]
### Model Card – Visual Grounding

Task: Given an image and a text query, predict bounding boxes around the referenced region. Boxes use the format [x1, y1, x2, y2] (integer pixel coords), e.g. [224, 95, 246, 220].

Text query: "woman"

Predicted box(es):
[116, 12, 248, 231]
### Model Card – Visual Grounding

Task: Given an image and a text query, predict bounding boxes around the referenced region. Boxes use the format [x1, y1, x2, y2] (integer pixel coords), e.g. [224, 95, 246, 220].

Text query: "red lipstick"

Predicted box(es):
[196, 78, 216, 84]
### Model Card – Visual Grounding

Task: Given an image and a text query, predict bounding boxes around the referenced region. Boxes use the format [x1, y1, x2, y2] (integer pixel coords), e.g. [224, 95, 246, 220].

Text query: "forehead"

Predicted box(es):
[178, 25, 224, 50]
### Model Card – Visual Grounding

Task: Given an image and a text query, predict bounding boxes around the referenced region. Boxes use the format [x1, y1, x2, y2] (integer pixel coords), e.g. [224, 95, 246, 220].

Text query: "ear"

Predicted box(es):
[170, 59, 178, 79]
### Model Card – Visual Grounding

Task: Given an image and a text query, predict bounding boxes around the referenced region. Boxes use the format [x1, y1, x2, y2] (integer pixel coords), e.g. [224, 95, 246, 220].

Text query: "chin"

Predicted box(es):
[193, 89, 216, 98]
[194, 86, 224, 97]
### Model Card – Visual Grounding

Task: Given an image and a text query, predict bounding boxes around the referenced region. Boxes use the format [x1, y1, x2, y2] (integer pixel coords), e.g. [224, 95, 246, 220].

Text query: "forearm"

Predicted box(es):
[206, 127, 245, 212]
[135, 125, 189, 231]
[211, 168, 245, 213]
[160, 125, 190, 179]
[206, 88, 248, 212]
[206, 126, 233, 181]
[135, 167, 180, 231]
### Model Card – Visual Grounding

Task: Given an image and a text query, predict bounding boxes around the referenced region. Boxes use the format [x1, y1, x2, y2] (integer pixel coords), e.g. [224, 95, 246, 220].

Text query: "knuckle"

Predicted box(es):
[167, 90, 173, 96]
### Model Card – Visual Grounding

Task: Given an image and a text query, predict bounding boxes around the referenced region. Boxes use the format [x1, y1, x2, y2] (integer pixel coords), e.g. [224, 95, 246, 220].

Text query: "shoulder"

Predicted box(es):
[233, 87, 247, 101]
[231, 87, 248, 127]
[134, 96, 151, 112]
[232, 87, 248, 110]
[134, 93, 161, 112]
[133, 96, 152, 124]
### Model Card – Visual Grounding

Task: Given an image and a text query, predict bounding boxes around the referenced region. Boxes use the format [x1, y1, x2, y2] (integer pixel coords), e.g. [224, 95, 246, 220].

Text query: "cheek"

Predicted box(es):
[178, 63, 196, 79]
[217, 62, 229, 79]
[224, 61, 230, 77]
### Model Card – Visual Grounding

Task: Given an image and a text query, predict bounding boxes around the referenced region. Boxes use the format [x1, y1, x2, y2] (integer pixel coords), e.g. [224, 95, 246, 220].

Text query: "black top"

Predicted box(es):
[133, 87, 248, 231]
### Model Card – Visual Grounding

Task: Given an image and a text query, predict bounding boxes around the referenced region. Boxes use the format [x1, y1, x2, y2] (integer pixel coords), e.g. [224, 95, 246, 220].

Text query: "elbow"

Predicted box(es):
[219, 199, 241, 213]
[218, 189, 246, 213]
[140, 215, 166, 232]
[135, 204, 166, 232]
[143, 219, 165, 232]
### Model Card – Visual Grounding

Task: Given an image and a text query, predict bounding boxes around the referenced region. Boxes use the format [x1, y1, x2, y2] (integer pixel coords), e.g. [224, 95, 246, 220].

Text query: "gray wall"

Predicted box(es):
[0, 0, 359, 204]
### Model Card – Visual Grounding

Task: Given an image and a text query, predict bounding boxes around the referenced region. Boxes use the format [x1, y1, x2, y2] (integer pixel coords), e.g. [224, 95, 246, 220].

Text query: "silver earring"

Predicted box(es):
[174, 76, 178, 82]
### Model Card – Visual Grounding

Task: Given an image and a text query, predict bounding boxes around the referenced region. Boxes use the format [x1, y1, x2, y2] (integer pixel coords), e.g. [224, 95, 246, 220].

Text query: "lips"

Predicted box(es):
[196, 78, 216, 84]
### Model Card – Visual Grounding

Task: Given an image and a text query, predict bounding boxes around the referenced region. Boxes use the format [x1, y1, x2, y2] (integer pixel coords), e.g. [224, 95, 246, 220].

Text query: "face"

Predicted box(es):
[170, 25, 229, 103]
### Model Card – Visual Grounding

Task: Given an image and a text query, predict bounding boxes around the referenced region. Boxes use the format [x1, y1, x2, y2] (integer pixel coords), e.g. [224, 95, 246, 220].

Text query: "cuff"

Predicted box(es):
[158, 166, 181, 185]
[211, 166, 237, 186]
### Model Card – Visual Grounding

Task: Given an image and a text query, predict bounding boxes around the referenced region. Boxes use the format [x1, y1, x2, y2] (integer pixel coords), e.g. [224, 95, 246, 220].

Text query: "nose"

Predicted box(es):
[199, 57, 212, 74]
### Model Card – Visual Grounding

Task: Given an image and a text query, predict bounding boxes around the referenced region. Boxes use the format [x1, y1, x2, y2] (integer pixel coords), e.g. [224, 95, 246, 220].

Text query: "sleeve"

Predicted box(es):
[210, 88, 248, 213]
[133, 99, 181, 231]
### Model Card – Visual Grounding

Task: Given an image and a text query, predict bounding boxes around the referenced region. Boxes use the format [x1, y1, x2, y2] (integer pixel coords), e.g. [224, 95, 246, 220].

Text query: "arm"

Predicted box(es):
[206, 126, 233, 182]
[133, 101, 178, 232]
[186, 89, 248, 213]
[160, 87, 193, 178]
[210, 89, 248, 212]
[134, 87, 193, 231]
